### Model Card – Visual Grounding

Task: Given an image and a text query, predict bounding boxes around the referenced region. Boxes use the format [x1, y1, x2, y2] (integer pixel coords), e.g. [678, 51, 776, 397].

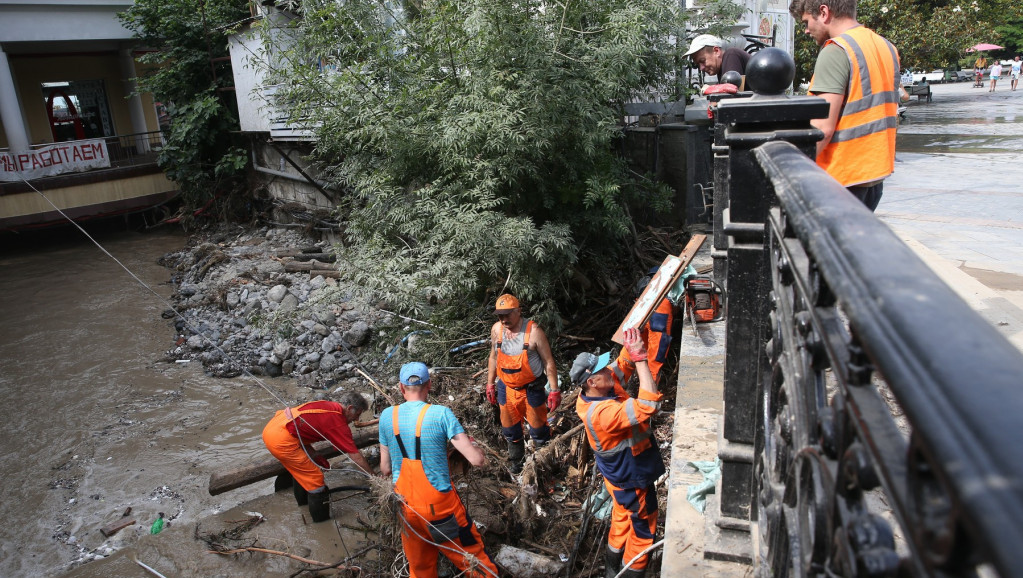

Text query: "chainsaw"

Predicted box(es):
[683, 275, 723, 323]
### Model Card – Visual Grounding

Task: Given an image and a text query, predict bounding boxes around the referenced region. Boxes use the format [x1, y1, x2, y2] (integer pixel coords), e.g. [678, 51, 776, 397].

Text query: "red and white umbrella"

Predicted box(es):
[967, 43, 1004, 52]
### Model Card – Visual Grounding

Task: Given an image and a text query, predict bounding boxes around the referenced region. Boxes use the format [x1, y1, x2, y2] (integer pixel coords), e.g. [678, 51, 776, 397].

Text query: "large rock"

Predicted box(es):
[311, 307, 336, 326]
[319, 353, 338, 372]
[343, 321, 371, 347]
[267, 285, 288, 303]
[279, 292, 300, 313]
[321, 335, 341, 353]
[273, 341, 293, 360]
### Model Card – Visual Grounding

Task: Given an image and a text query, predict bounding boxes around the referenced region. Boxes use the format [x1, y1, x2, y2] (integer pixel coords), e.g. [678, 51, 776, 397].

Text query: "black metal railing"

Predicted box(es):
[752, 140, 1023, 576]
[101, 131, 164, 168]
[0, 131, 163, 175]
[708, 51, 1023, 576]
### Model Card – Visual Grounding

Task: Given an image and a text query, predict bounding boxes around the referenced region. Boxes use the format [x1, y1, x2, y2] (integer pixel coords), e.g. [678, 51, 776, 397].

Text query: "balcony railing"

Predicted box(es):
[0, 131, 164, 183]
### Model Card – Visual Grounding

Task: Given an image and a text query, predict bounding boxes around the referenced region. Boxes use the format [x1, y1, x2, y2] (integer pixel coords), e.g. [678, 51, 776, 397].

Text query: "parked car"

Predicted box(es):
[912, 69, 946, 83]
[946, 70, 972, 82]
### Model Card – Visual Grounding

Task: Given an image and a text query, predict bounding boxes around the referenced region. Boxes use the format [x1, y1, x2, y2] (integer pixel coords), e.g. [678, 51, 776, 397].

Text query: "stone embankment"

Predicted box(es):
[158, 224, 396, 390]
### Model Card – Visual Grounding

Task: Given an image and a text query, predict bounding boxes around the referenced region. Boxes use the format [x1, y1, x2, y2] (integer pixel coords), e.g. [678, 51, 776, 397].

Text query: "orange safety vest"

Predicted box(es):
[810, 26, 900, 187]
[495, 320, 541, 389]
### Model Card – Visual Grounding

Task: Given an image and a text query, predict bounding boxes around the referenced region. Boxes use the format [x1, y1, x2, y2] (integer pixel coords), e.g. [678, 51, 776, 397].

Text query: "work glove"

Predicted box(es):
[486, 382, 497, 405]
[546, 390, 562, 412]
[702, 83, 738, 95]
[623, 327, 648, 362]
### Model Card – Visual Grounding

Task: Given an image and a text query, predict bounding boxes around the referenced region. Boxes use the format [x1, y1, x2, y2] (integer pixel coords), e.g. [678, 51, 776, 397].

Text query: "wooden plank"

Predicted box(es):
[611, 234, 706, 344]
[208, 424, 379, 496]
[100, 518, 136, 537]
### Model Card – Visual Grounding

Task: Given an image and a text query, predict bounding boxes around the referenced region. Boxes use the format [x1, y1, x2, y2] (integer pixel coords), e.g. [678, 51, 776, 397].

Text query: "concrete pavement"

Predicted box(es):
[882, 79, 1023, 349]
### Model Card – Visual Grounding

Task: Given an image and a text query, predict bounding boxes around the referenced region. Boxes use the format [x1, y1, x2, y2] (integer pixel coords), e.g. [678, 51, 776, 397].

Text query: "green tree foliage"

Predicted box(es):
[994, 18, 1023, 56]
[261, 0, 692, 337]
[792, 0, 1023, 84]
[120, 0, 251, 223]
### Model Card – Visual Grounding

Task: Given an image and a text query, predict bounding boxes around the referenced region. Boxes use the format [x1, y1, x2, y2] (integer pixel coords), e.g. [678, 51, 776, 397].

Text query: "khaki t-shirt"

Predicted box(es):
[809, 44, 850, 95]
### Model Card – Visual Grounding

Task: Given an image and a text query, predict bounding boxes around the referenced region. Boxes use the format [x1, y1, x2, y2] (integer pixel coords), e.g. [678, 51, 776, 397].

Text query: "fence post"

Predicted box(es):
[703, 48, 829, 563]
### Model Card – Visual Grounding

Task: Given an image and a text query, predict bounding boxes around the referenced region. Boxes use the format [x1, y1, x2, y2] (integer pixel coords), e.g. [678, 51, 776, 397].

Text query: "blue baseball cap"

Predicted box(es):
[570, 351, 613, 385]
[400, 362, 431, 386]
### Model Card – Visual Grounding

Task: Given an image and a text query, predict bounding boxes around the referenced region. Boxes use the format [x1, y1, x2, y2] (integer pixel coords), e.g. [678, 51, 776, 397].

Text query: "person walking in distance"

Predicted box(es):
[379, 362, 499, 578]
[485, 294, 560, 474]
[262, 391, 376, 522]
[790, 0, 902, 211]
[572, 328, 665, 578]
[990, 60, 1003, 92]
[1011, 56, 1021, 91]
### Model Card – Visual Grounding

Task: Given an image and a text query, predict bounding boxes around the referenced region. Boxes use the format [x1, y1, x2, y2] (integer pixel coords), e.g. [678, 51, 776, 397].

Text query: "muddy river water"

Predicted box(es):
[0, 228, 294, 576]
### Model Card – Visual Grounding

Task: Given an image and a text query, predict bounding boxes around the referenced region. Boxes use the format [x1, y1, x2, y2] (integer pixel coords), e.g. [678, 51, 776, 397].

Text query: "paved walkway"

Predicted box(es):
[882, 79, 1023, 349]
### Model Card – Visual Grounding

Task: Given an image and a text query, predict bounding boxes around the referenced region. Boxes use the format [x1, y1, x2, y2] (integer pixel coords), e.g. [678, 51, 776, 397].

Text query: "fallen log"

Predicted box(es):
[208, 424, 379, 496]
[310, 269, 342, 279]
[100, 517, 136, 537]
[290, 252, 336, 263]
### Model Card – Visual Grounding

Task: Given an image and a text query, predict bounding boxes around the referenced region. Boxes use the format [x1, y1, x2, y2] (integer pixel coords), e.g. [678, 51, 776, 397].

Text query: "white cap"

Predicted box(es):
[684, 34, 724, 57]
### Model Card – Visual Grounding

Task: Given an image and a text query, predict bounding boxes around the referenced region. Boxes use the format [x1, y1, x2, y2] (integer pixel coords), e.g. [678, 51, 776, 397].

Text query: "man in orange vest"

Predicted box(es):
[790, 0, 901, 211]
[572, 328, 664, 578]
[262, 391, 375, 522]
[485, 294, 560, 474]
[379, 362, 499, 578]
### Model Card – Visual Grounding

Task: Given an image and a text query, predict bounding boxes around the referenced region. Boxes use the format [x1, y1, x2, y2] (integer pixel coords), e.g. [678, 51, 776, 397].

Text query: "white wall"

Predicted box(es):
[0, 1, 135, 43]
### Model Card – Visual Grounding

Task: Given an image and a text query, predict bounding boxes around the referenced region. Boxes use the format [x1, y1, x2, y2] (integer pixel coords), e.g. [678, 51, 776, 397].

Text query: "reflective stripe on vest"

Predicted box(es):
[812, 26, 899, 187]
[583, 398, 653, 458]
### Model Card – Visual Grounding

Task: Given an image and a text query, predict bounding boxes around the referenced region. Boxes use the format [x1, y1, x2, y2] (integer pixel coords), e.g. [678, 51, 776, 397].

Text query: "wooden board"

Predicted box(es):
[611, 234, 705, 344]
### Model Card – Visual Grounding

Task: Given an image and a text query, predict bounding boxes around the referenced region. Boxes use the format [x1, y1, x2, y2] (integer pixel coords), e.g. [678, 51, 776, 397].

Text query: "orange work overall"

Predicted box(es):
[644, 297, 674, 383]
[261, 405, 339, 491]
[393, 405, 498, 578]
[495, 321, 549, 443]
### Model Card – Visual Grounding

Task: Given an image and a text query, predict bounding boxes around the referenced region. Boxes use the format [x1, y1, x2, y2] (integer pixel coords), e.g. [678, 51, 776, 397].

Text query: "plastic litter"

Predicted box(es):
[685, 459, 721, 513]
[149, 512, 165, 535]
[581, 485, 613, 520]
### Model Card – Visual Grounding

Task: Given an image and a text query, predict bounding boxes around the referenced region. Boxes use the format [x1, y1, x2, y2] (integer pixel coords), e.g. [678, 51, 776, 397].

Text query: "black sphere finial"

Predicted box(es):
[746, 48, 795, 95]
[720, 70, 743, 88]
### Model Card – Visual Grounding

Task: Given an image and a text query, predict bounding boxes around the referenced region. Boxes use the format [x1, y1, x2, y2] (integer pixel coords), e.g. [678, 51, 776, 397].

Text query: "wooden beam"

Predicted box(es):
[208, 425, 379, 496]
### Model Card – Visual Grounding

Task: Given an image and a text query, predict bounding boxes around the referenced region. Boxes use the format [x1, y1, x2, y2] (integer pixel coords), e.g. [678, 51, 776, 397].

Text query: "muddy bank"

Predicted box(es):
[42, 221, 688, 577]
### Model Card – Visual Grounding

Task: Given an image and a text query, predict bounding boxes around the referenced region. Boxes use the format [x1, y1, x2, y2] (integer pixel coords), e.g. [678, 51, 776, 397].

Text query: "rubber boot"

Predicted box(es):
[293, 483, 309, 506]
[508, 438, 525, 475]
[308, 487, 330, 522]
[274, 471, 294, 492]
[604, 547, 623, 578]
[620, 565, 647, 578]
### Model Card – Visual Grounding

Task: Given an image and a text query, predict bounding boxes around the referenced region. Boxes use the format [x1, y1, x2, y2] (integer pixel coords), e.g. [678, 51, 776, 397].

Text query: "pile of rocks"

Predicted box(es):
[158, 224, 396, 390]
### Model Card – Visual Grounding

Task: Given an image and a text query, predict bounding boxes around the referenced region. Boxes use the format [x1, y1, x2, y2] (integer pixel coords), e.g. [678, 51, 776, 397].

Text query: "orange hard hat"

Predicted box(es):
[494, 294, 520, 314]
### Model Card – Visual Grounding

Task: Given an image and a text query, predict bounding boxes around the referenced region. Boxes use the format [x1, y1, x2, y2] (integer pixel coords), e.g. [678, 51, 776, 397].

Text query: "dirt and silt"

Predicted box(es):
[0, 220, 721, 577]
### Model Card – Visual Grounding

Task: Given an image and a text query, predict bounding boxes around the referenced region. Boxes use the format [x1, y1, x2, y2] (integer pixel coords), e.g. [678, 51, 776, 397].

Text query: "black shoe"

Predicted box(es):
[293, 483, 309, 506]
[508, 439, 525, 474]
[604, 547, 623, 578]
[308, 487, 330, 522]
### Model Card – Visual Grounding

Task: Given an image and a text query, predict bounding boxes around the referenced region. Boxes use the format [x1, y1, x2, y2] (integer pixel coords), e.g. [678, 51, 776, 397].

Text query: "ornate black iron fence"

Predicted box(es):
[707, 49, 1023, 576]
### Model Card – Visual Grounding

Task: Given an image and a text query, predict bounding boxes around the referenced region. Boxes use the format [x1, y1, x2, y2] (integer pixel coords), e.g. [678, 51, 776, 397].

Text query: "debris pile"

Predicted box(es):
[159, 222, 686, 576]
